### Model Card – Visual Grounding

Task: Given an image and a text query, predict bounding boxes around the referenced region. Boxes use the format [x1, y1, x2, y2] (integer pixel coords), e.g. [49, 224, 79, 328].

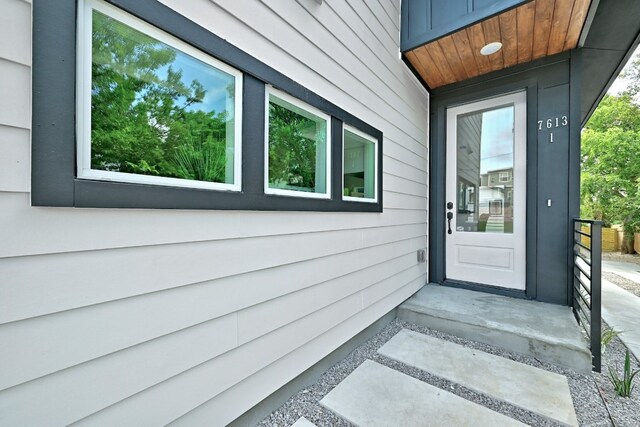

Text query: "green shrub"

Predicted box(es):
[608, 350, 640, 397]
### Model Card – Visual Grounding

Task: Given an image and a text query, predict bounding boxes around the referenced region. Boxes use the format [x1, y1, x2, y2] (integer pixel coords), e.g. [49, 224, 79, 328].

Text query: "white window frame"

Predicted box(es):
[76, 0, 243, 192]
[264, 87, 332, 199]
[342, 125, 378, 203]
[499, 171, 510, 182]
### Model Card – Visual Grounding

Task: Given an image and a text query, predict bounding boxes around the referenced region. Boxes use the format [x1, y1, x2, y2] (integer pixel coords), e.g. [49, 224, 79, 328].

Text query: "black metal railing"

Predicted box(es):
[572, 219, 603, 372]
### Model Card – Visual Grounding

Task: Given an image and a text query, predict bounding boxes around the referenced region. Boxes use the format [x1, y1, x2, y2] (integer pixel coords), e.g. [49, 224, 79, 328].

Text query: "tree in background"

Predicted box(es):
[91, 11, 230, 183]
[581, 62, 640, 252]
[268, 103, 319, 191]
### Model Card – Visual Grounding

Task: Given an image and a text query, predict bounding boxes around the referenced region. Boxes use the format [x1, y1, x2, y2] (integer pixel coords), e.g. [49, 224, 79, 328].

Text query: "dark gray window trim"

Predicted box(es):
[32, 0, 383, 212]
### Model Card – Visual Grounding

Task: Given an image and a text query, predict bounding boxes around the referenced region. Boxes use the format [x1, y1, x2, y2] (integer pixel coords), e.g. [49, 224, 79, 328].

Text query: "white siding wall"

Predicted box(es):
[0, 0, 429, 425]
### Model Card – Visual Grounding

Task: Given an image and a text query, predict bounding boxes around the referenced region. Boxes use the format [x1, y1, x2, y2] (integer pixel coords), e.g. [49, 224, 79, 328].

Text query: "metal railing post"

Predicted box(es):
[572, 218, 603, 372]
[591, 220, 602, 372]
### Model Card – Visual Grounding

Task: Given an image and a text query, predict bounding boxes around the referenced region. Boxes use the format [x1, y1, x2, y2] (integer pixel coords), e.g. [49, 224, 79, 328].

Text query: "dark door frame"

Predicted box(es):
[429, 77, 539, 300]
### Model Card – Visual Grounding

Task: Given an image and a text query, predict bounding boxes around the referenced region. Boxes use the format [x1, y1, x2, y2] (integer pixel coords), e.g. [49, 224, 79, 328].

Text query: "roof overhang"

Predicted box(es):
[401, 0, 640, 126]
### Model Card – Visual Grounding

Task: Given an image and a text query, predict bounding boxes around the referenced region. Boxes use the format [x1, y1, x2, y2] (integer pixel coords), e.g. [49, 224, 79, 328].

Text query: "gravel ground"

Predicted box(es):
[595, 326, 640, 427]
[602, 271, 640, 298]
[602, 252, 640, 266]
[257, 319, 640, 427]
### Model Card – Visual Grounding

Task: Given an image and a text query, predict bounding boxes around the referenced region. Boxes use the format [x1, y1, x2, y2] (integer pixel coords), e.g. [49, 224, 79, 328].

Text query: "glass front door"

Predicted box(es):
[445, 92, 527, 289]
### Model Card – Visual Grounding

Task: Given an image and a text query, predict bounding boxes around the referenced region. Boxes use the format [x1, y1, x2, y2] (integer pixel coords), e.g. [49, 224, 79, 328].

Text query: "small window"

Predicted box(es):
[343, 126, 377, 202]
[499, 171, 510, 182]
[77, 0, 243, 191]
[265, 88, 331, 199]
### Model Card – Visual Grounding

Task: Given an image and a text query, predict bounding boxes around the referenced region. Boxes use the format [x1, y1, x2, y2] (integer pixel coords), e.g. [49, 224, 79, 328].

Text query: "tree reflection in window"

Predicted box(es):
[90, 10, 237, 184]
[267, 94, 328, 195]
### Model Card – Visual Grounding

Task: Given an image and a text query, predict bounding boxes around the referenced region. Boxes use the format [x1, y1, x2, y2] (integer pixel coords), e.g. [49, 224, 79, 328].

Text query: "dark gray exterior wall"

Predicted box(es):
[429, 52, 582, 305]
[401, 0, 530, 52]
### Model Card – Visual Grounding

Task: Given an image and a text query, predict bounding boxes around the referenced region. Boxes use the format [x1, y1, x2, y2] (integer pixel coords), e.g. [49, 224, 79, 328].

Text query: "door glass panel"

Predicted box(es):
[456, 105, 514, 233]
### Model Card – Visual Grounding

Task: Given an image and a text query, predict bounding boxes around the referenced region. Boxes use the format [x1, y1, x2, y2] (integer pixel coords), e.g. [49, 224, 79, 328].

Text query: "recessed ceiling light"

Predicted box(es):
[480, 42, 503, 56]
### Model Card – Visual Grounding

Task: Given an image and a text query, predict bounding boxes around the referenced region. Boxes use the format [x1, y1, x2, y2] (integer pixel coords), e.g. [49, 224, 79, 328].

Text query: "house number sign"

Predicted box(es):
[538, 115, 568, 143]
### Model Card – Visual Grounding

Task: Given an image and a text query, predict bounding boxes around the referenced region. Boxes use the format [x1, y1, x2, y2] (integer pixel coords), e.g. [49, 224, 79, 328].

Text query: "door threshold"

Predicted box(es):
[442, 279, 528, 299]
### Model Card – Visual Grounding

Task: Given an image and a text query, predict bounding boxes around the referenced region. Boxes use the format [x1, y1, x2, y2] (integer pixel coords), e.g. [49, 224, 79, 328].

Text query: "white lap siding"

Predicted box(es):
[0, 0, 429, 425]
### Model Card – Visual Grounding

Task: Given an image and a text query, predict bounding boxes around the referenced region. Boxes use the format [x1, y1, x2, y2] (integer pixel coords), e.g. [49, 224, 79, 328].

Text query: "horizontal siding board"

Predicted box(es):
[0, 314, 238, 427]
[297, 0, 408, 99]
[0, 60, 30, 129]
[1, 0, 430, 424]
[385, 137, 428, 169]
[327, 0, 400, 64]
[377, 0, 400, 31]
[354, 0, 400, 39]
[0, 126, 30, 193]
[170, 280, 423, 427]
[74, 293, 364, 426]
[383, 156, 428, 184]
[159, 0, 428, 157]
[383, 191, 429, 210]
[362, 269, 425, 307]
[322, 0, 425, 106]
[206, 0, 426, 145]
[0, 0, 31, 66]
[237, 255, 423, 344]
[383, 174, 428, 198]
[336, 0, 399, 59]
[0, 226, 425, 325]
[0, 238, 424, 389]
[262, 0, 420, 119]
[0, 193, 427, 258]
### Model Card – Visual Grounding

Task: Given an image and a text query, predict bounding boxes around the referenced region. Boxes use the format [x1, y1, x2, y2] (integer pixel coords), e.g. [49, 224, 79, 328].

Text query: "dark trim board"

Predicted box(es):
[32, 0, 383, 212]
[429, 53, 581, 305]
[579, 0, 640, 125]
[400, 0, 531, 52]
[442, 280, 528, 300]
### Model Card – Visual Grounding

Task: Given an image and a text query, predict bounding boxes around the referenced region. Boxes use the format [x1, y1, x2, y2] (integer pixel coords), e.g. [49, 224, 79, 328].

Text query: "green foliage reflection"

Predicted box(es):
[90, 11, 233, 184]
[268, 100, 324, 192]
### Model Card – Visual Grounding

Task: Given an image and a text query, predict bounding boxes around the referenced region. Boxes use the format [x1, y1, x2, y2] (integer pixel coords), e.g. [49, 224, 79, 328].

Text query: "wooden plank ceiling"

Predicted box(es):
[405, 0, 591, 89]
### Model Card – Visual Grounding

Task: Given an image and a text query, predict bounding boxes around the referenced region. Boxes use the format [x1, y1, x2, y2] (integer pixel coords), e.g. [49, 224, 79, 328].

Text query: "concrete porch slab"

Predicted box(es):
[397, 285, 592, 372]
[320, 359, 525, 427]
[378, 329, 578, 426]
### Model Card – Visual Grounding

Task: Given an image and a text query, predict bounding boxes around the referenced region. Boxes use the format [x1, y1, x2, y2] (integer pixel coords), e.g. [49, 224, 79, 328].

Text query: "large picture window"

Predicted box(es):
[343, 126, 377, 202]
[32, 0, 382, 211]
[77, 0, 243, 191]
[265, 88, 331, 199]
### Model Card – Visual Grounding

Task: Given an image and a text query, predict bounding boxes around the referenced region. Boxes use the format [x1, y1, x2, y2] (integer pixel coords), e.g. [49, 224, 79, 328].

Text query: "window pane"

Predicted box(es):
[90, 10, 237, 184]
[456, 105, 514, 233]
[268, 95, 327, 194]
[343, 129, 375, 200]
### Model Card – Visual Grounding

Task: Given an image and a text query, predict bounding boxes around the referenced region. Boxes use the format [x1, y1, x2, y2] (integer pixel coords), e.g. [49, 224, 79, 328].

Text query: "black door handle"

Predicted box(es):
[447, 212, 453, 234]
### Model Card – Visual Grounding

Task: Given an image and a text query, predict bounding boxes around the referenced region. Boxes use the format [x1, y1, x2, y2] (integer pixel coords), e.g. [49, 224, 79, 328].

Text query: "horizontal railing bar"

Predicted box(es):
[575, 307, 591, 330]
[576, 285, 592, 310]
[574, 250, 592, 267]
[575, 295, 592, 318]
[574, 230, 592, 238]
[574, 262, 592, 281]
[575, 241, 592, 252]
[574, 290, 592, 323]
[574, 219, 603, 225]
[573, 273, 593, 296]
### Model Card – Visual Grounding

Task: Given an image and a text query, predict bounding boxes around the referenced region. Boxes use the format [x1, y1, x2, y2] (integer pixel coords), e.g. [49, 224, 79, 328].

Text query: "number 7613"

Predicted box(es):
[538, 116, 568, 130]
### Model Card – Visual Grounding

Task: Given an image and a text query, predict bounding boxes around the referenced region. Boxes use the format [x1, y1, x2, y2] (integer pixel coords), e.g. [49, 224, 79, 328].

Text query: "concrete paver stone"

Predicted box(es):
[290, 416, 317, 427]
[320, 359, 526, 427]
[378, 329, 578, 426]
